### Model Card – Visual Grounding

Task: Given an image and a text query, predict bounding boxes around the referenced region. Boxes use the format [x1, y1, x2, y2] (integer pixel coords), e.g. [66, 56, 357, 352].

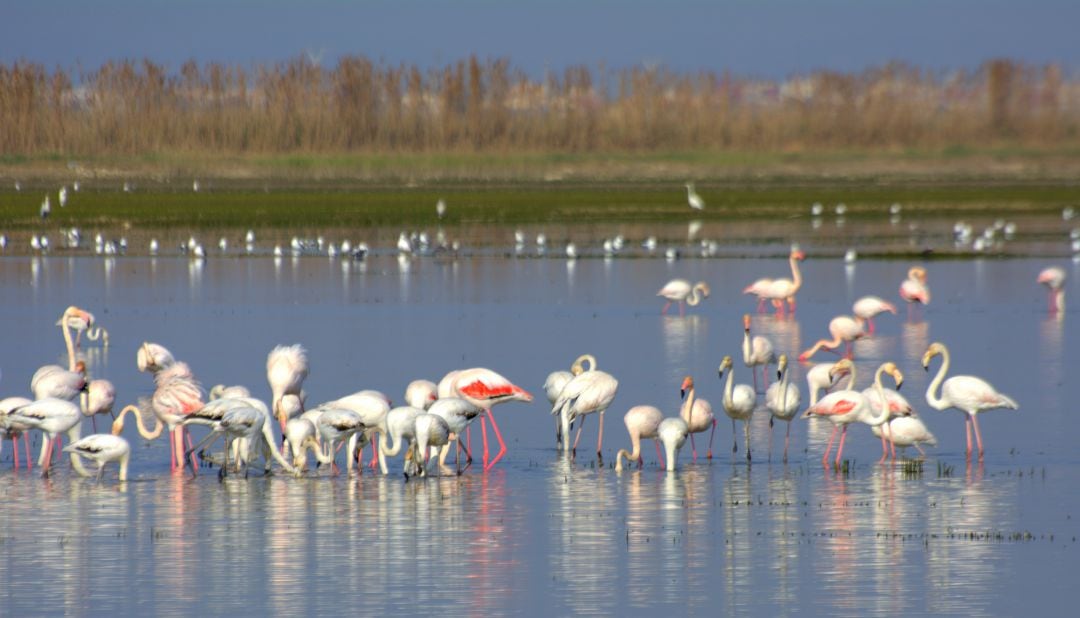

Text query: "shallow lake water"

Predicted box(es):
[1, 217, 1079, 615]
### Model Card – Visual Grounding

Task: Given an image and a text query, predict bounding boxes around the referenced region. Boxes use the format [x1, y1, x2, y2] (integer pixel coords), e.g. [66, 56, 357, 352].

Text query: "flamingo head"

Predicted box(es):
[880, 362, 903, 390]
[909, 266, 928, 283]
[828, 358, 854, 382]
[571, 353, 596, 375]
[791, 248, 806, 261]
[111, 417, 125, 436]
[776, 354, 788, 380]
[680, 376, 694, 399]
[921, 342, 946, 370]
[1037, 267, 1065, 289]
[697, 282, 711, 298]
[75, 360, 87, 375]
[742, 314, 751, 332]
[59, 305, 94, 329]
[718, 355, 733, 378]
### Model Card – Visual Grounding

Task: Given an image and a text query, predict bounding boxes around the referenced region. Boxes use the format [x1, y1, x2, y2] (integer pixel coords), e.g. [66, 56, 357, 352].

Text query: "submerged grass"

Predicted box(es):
[1, 182, 1078, 230]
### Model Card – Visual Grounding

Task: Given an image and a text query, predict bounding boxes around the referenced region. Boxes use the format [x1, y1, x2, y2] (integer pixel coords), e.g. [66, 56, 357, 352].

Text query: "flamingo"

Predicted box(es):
[183, 400, 295, 478]
[136, 342, 176, 374]
[427, 397, 483, 472]
[900, 266, 930, 319]
[685, 183, 705, 210]
[1037, 266, 1066, 314]
[922, 341, 1018, 460]
[543, 354, 590, 448]
[806, 359, 855, 407]
[742, 278, 774, 314]
[440, 368, 533, 472]
[551, 360, 618, 463]
[283, 417, 319, 470]
[83, 379, 116, 432]
[718, 355, 756, 462]
[798, 315, 865, 361]
[306, 408, 366, 476]
[0, 396, 34, 469]
[149, 361, 204, 471]
[742, 314, 776, 392]
[658, 418, 690, 471]
[871, 416, 937, 458]
[63, 434, 130, 483]
[804, 361, 905, 469]
[852, 296, 897, 334]
[31, 361, 87, 401]
[657, 279, 710, 316]
[756, 247, 806, 315]
[862, 374, 916, 460]
[678, 376, 716, 460]
[404, 379, 438, 410]
[323, 391, 390, 473]
[614, 405, 664, 471]
[267, 344, 308, 431]
[765, 354, 801, 463]
[55, 305, 97, 369]
[409, 413, 451, 478]
[379, 406, 423, 475]
[4, 398, 90, 478]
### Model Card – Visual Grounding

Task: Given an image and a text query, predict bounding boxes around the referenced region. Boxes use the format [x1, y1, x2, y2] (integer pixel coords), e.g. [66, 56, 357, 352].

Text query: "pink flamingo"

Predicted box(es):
[742, 314, 776, 392]
[852, 296, 897, 334]
[31, 361, 87, 402]
[82, 379, 116, 433]
[798, 315, 865, 361]
[657, 279, 710, 316]
[1037, 266, 1066, 314]
[922, 341, 1018, 461]
[678, 376, 716, 460]
[613, 405, 664, 471]
[900, 266, 930, 319]
[443, 368, 533, 472]
[804, 361, 905, 469]
[5, 398, 90, 478]
[404, 379, 438, 410]
[757, 247, 806, 315]
[742, 278, 774, 313]
[862, 374, 916, 460]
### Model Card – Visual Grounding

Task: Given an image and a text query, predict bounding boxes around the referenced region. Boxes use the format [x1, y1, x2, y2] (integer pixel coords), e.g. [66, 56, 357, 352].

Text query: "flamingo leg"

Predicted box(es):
[878, 429, 889, 463]
[887, 424, 897, 459]
[834, 426, 848, 470]
[744, 420, 752, 463]
[788, 297, 797, 313]
[822, 424, 838, 468]
[571, 414, 587, 457]
[914, 443, 927, 457]
[11, 437, 17, 470]
[761, 365, 770, 390]
[480, 415, 490, 469]
[767, 416, 774, 462]
[652, 439, 661, 467]
[964, 415, 973, 458]
[91, 416, 97, 433]
[24, 434, 31, 470]
[689, 432, 698, 461]
[40, 437, 53, 478]
[783, 420, 791, 464]
[595, 410, 604, 463]
[707, 418, 716, 459]
[971, 413, 985, 459]
[484, 409, 508, 472]
[867, 318, 876, 335]
[756, 297, 767, 313]
[679, 301, 686, 317]
[660, 301, 671, 315]
[731, 419, 738, 455]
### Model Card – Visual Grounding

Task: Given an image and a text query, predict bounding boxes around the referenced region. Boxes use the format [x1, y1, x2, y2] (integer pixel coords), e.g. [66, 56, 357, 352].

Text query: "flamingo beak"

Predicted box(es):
[717, 368, 725, 380]
[680, 388, 686, 400]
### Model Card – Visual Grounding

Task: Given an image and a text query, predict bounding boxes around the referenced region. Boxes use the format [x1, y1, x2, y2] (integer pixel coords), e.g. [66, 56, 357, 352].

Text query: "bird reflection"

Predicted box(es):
[899, 321, 930, 368]
[661, 315, 702, 384]
[1038, 316, 1065, 409]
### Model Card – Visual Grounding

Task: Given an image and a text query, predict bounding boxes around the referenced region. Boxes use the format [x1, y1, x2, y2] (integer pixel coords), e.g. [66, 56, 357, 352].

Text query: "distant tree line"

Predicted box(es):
[0, 56, 1074, 155]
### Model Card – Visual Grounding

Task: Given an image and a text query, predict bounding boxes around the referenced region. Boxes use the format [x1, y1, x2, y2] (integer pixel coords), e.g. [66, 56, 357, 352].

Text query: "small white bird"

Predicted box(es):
[844, 249, 857, 264]
[685, 183, 705, 210]
[810, 202, 824, 216]
[397, 232, 413, 254]
[565, 243, 577, 259]
[193, 179, 200, 192]
[889, 203, 902, 215]
[218, 237, 228, 252]
[436, 198, 447, 219]
[40, 195, 51, 219]
[835, 203, 848, 216]
[246, 229, 256, 244]
[642, 236, 657, 252]
[149, 238, 159, 255]
[58, 186, 68, 207]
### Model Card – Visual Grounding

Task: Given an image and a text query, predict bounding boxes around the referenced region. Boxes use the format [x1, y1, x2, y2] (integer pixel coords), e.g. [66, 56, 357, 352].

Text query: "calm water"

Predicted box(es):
[1, 223, 1079, 615]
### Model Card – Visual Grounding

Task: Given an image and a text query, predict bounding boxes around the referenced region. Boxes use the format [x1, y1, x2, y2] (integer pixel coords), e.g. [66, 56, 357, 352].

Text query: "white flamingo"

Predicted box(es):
[0, 396, 34, 469]
[679, 375, 716, 460]
[756, 247, 806, 314]
[922, 341, 1018, 460]
[872, 416, 937, 458]
[614, 405, 664, 472]
[551, 358, 618, 462]
[657, 279, 710, 316]
[798, 315, 865, 361]
[718, 355, 756, 462]
[742, 314, 776, 392]
[63, 434, 130, 483]
[765, 354, 801, 462]
[404, 379, 438, 410]
[657, 417, 690, 472]
[267, 344, 308, 431]
[852, 296, 897, 334]
[427, 397, 483, 472]
[4, 398, 90, 478]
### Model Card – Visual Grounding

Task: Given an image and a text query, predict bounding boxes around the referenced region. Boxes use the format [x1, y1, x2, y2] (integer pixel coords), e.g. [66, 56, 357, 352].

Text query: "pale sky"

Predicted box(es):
[4, 0, 1077, 77]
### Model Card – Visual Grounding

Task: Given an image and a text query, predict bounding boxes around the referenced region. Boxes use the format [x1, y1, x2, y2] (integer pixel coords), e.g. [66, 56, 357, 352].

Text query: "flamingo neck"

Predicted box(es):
[119, 405, 164, 440]
[776, 363, 792, 409]
[663, 438, 678, 472]
[687, 286, 702, 307]
[925, 348, 951, 411]
[118, 452, 130, 482]
[615, 447, 635, 471]
[67, 424, 90, 477]
[63, 317, 76, 371]
[741, 331, 752, 365]
[380, 424, 406, 457]
[722, 366, 735, 409]
[844, 364, 858, 390]
[868, 366, 890, 425]
[680, 387, 696, 424]
[261, 420, 296, 473]
[789, 255, 803, 291]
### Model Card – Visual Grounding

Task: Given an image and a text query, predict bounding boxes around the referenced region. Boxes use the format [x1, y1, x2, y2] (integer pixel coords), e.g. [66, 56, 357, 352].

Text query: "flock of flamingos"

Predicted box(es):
[0, 245, 1065, 484]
